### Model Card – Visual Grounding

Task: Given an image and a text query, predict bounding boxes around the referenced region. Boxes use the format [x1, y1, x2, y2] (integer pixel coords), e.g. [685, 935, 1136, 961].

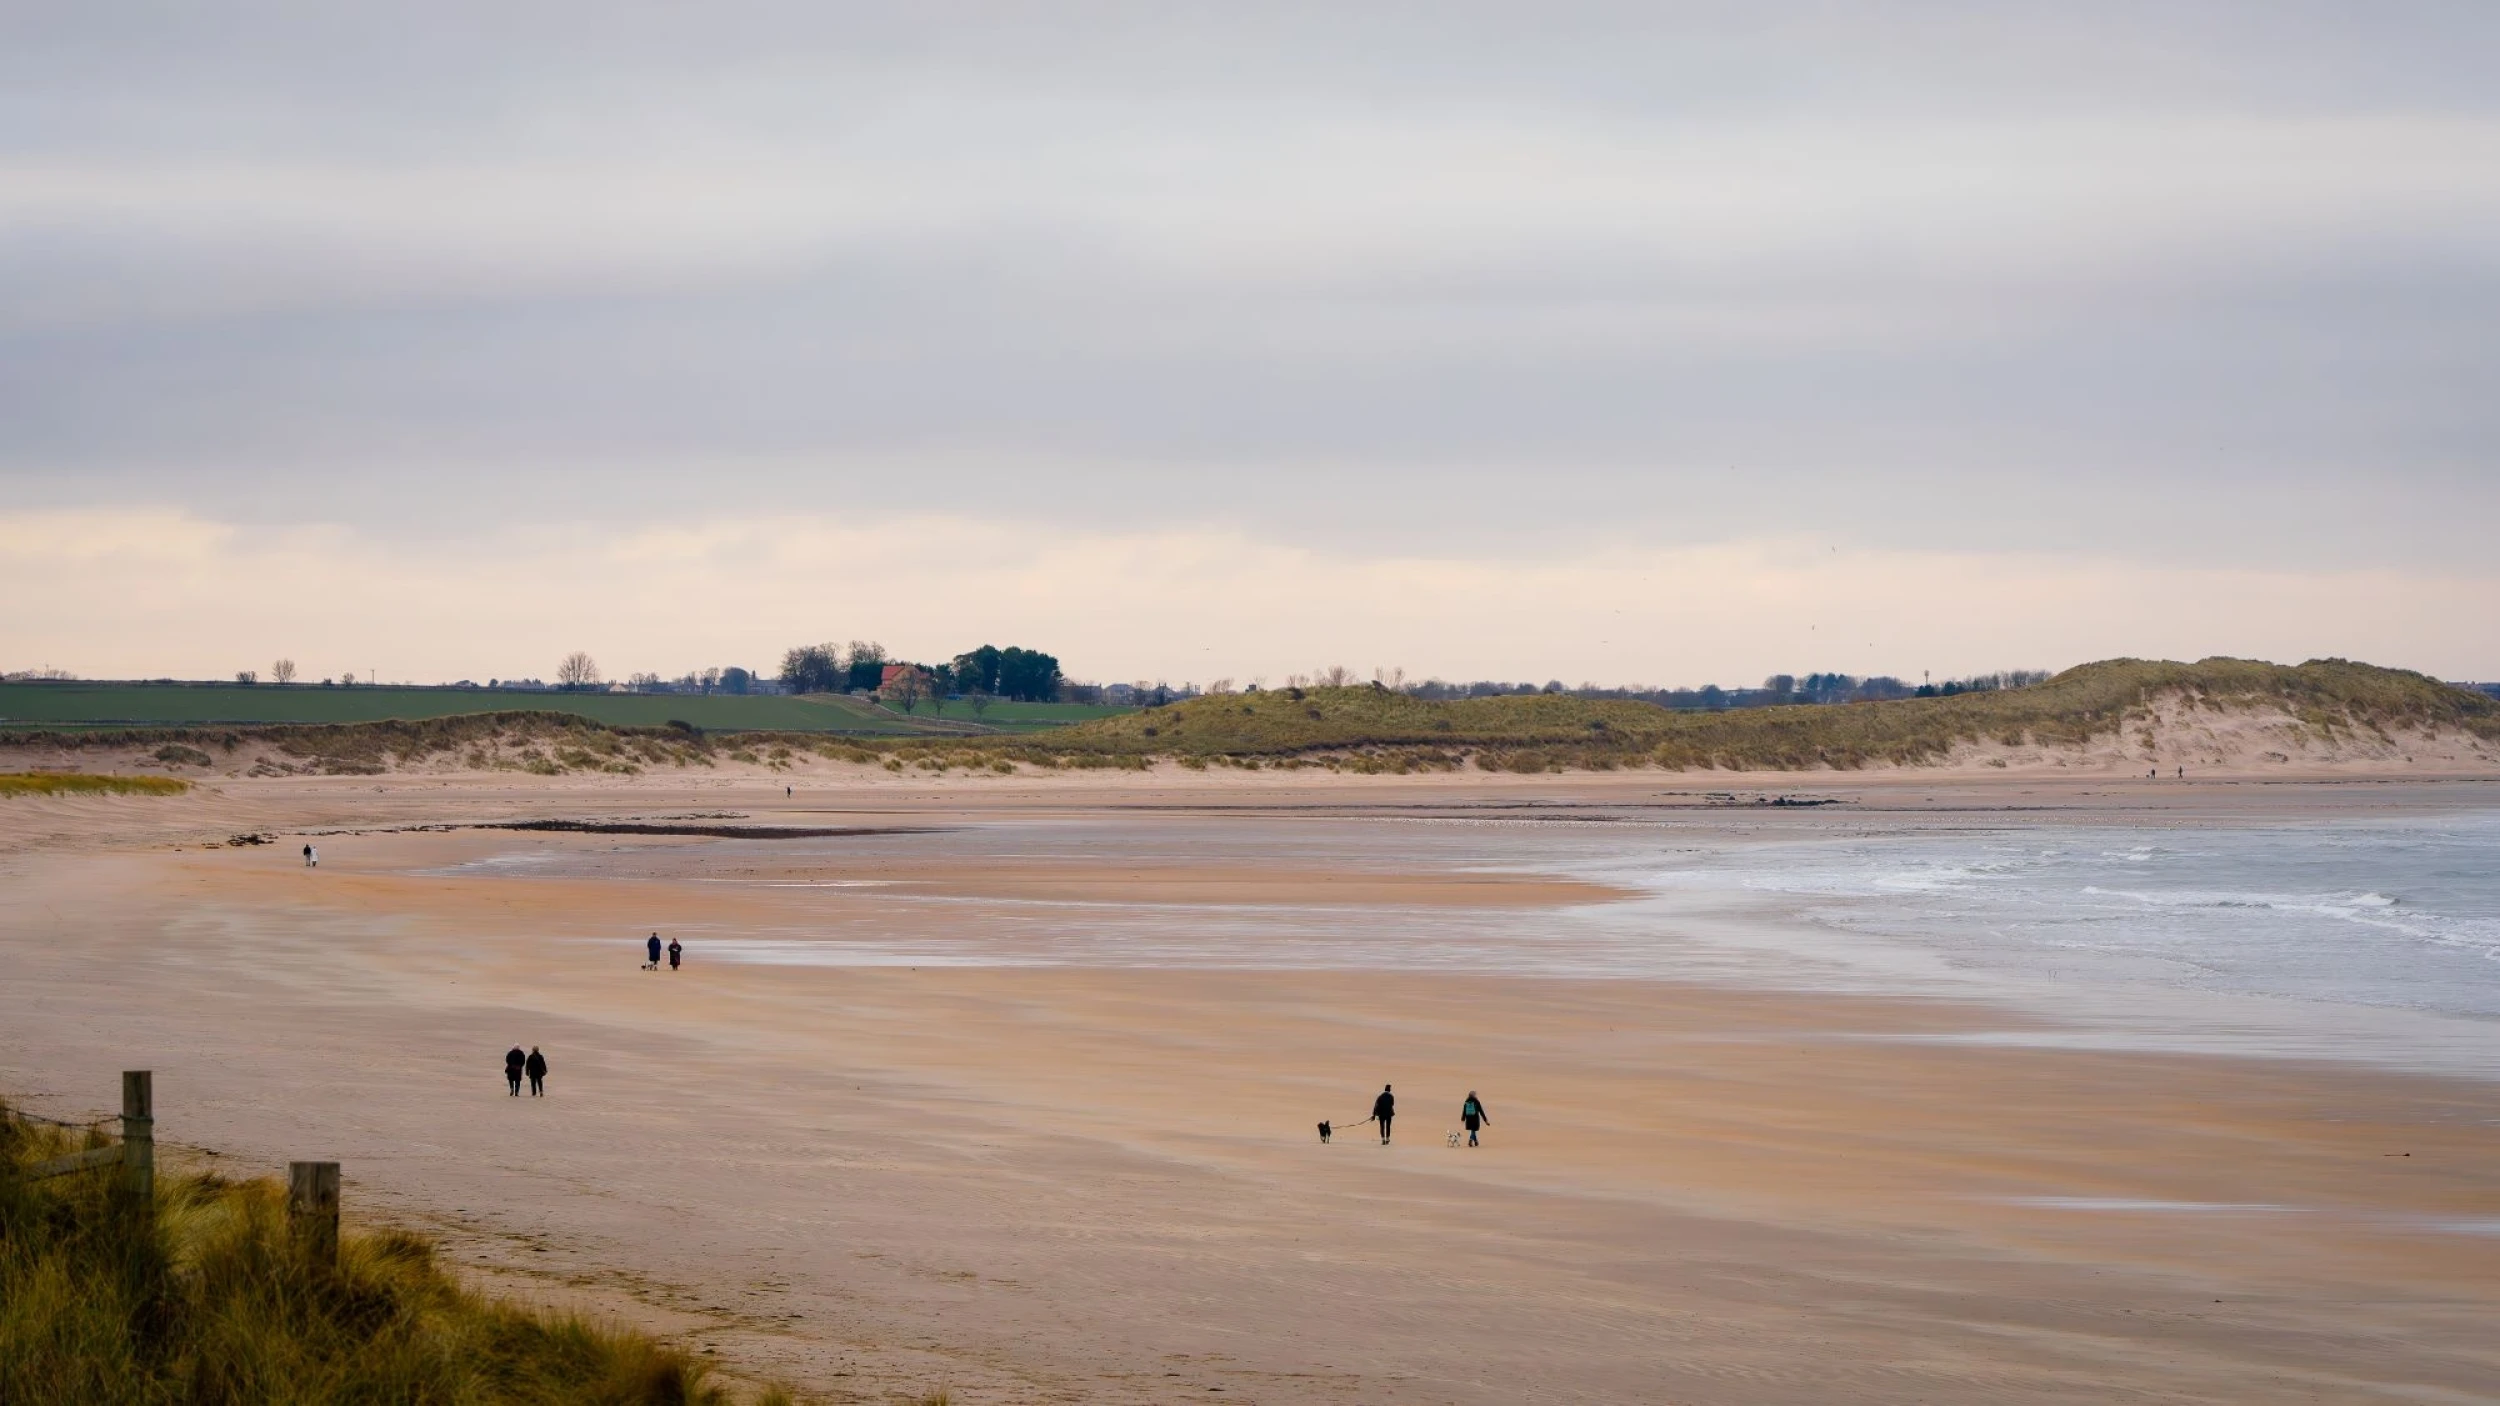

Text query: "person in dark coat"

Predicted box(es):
[504, 1045, 526, 1096]
[1371, 1084, 1396, 1144]
[646, 932, 662, 969]
[1461, 1091, 1490, 1147]
[667, 938, 683, 971]
[524, 1046, 548, 1097]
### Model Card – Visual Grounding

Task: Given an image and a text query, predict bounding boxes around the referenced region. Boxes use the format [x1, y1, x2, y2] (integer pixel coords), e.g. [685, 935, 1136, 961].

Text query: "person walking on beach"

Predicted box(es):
[524, 1046, 548, 1097]
[1461, 1091, 1490, 1147]
[1371, 1084, 1396, 1144]
[667, 937, 683, 971]
[646, 932, 662, 970]
[503, 1045, 526, 1096]
[302, 843, 313, 867]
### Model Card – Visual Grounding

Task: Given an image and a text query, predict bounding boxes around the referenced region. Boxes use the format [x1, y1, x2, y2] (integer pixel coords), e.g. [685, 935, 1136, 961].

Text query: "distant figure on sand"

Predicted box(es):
[525, 1046, 548, 1097]
[667, 937, 683, 971]
[1461, 1091, 1490, 1147]
[646, 933, 662, 970]
[503, 1045, 526, 1096]
[1372, 1085, 1396, 1144]
[302, 843, 313, 867]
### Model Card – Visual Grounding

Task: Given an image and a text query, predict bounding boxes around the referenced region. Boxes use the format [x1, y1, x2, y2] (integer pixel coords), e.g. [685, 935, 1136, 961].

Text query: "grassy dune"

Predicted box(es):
[2, 713, 706, 779]
[0, 772, 191, 797]
[1004, 657, 2500, 772]
[3, 660, 2488, 779]
[0, 1110, 772, 1405]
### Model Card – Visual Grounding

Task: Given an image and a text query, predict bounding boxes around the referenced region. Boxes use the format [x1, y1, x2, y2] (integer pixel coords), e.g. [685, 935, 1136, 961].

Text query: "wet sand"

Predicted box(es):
[3, 771, 2497, 1402]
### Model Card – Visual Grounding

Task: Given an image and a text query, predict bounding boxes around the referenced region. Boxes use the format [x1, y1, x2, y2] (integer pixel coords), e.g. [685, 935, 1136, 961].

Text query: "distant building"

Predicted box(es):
[878, 664, 935, 696]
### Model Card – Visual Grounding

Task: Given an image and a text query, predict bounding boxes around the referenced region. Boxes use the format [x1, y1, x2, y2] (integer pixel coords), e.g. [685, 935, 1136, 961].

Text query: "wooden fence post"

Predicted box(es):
[288, 1161, 340, 1264]
[121, 1071, 153, 1204]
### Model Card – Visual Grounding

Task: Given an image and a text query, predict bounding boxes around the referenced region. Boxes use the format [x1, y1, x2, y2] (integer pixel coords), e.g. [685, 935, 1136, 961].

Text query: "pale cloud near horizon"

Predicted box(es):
[5, 508, 2490, 687]
[5, 4, 2497, 679]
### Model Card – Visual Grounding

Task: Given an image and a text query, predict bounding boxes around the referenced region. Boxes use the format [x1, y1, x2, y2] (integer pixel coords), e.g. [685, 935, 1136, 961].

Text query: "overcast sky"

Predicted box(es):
[6, 3, 2496, 685]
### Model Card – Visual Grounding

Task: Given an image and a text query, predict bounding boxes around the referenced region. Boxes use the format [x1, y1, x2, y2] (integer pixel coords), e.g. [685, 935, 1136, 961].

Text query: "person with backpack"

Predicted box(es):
[503, 1045, 526, 1096]
[1461, 1091, 1491, 1147]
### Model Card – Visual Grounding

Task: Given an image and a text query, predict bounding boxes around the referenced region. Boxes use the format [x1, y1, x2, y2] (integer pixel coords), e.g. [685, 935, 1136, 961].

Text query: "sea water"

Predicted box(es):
[1559, 809, 2500, 1076]
[500, 806, 2500, 1077]
[1575, 811, 2500, 1012]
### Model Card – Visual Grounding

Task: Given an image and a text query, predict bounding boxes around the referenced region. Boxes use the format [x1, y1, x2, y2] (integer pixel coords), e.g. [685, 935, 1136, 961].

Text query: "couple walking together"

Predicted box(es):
[503, 1046, 548, 1096]
[645, 932, 683, 971]
[1363, 1085, 1492, 1145]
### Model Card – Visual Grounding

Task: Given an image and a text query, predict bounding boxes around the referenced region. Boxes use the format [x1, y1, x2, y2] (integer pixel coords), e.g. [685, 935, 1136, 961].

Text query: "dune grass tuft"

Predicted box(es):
[0, 772, 191, 798]
[0, 1109, 735, 1404]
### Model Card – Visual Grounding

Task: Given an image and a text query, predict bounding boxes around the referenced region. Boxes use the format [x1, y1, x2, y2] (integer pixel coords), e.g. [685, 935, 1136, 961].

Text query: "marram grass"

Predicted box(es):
[997, 656, 2500, 770]
[10, 658, 2490, 778]
[0, 1109, 794, 1405]
[0, 772, 190, 797]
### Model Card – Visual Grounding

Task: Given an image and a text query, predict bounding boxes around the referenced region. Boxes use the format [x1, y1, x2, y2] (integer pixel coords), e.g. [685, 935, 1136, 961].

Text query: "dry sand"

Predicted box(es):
[3, 769, 2497, 1403]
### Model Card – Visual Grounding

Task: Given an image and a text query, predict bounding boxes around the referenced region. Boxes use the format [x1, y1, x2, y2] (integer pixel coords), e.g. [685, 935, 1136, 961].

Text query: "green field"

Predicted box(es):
[0, 683, 1126, 735]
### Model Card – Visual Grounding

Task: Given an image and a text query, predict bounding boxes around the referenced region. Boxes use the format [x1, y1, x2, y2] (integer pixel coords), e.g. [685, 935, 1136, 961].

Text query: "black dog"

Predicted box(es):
[1318, 1120, 1332, 1144]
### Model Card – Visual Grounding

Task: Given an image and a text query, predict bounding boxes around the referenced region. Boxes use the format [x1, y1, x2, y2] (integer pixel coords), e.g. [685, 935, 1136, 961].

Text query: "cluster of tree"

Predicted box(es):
[1397, 669, 2051, 711]
[778, 641, 890, 694]
[540, 659, 763, 695]
[775, 640, 1064, 705]
[1760, 673, 1915, 705]
[947, 645, 1062, 702]
[619, 667, 760, 695]
[1911, 670, 2052, 698]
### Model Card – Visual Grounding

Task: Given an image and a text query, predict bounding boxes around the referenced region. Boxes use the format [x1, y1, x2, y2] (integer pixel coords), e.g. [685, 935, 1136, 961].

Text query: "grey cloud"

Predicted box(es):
[3, 2, 2497, 569]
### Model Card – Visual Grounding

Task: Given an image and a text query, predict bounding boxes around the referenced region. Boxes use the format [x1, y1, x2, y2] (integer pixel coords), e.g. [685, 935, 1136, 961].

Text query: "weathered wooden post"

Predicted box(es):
[288, 1161, 341, 1264]
[121, 1070, 154, 1204]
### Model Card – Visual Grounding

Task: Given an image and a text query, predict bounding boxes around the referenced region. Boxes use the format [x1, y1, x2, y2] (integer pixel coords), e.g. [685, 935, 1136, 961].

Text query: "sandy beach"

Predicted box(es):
[4, 768, 2497, 1403]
